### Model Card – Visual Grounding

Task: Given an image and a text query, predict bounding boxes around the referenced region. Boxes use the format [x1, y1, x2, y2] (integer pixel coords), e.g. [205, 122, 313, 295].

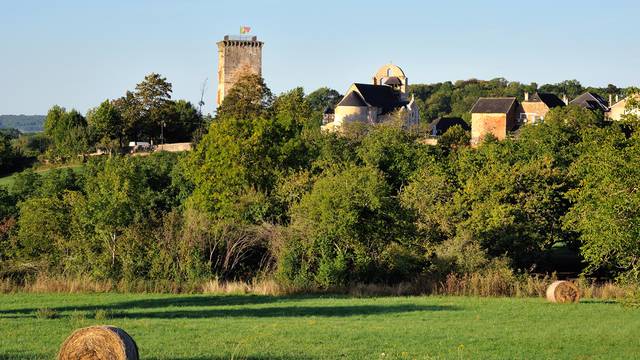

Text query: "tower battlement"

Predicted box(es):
[216, 35, 263, 107]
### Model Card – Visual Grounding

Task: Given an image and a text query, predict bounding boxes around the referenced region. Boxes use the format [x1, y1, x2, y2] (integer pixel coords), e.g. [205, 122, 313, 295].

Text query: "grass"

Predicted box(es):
[1, 293, 639, 359]
[0, 163, 83, 188]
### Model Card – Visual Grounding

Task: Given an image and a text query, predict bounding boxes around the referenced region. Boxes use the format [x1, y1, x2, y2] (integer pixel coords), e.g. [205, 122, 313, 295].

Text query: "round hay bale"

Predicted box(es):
[546, 280, 580, 303]
[57, 325, 139, 360]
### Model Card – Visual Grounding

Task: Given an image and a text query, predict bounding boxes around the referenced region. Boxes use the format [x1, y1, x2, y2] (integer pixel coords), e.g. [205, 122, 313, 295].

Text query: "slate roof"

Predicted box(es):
[430, 117, 470, 136]
[353, 83, 408, 110]
[335, 84, 408, 115]
[470, 97, 517, 114]
[570, 92, 609, 112]
[383, 77, 402, 85]
[528, 92, 565, 109]
[336, 91, 367, 107]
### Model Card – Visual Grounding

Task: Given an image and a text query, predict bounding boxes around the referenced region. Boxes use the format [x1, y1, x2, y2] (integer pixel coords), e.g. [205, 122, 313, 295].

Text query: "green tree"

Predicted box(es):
[357, 122, 421, 190]
[282, 165, 410, 287]
[43, 106, 89, 161]
[15, 196, 71, 266]
[164, 100, 204, 143]
[565, 128, 640, 281]
[135, 73, 173, 141]
[437, 125, 470, 153]
[87, 100, 125, 153]
[217, 74, 273, 120]
[305, 87, 341, 113]
[0, 132, 16, 174]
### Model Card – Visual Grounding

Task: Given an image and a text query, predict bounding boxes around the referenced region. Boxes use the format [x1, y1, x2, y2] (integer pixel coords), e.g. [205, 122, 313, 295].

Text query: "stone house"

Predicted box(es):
[519, 92, 565, 124]
[607, 94, 640, 121]
[470, 97, 520, 144]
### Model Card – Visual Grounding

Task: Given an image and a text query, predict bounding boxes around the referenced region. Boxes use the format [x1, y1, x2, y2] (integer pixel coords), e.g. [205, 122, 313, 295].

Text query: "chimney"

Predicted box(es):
[609, 94, 613, 105]
[562, 94, 569, 105]
[524, 92, 529, 101]
[616, 94, 620, 103]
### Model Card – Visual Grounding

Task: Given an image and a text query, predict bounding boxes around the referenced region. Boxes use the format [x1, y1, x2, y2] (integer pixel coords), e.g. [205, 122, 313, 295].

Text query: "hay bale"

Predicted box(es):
[546, 280, 580, 303]
[57, 325, 139, 360]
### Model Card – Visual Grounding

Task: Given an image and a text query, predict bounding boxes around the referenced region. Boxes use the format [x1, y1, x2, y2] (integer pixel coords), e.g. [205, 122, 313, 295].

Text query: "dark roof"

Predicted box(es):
[336, 91, 367, 107]
[570, 92, 609, 111]
[528, 92, 565, 108]
[383, 77, 402, 85]
[352, 83, 408, 113]
[470, 97, 517, 114]
[430, 117, 470, 135]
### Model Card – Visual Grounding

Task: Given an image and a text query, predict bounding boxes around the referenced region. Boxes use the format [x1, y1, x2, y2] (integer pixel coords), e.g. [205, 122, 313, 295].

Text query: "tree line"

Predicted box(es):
[1, 74, 639, 288]
[410, 78, 627, 122]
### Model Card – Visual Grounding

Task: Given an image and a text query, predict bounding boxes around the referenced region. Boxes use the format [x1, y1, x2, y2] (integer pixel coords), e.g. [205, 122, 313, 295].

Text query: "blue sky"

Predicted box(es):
[1, 0, 638, 115]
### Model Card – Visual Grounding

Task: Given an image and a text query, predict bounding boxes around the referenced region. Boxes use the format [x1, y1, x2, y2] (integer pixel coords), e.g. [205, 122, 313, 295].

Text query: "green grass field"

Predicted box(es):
[1, 294, 639, 359]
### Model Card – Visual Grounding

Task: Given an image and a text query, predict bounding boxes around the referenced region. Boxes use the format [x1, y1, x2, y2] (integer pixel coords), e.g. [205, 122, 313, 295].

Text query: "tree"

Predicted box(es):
[305, 87, 342, 113]
[164, 100, 204, 143]
[16, 196, 70, 266]
[43, 106, 89, 161]
[0, 132, 16, 174]
[87, 100, 125, 153]
[282, 165, 410, 287]
[565, 129, 640, 281]
[437, 125, 470, 152]
[110, 73, 181, 143]
[357, 122, 421, 190]
[539, 80, 584, 99]
[135, 73, 173, 141]
[216, 74, 273, 120]
[112, 90, 142, 141]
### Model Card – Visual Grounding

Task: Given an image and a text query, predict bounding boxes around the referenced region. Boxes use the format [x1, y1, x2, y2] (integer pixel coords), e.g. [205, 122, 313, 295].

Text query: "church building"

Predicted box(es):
[322, 64, 420, 131]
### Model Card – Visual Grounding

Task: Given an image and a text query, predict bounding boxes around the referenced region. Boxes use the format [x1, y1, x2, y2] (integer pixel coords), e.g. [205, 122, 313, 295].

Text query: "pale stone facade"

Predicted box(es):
[373, 64, 409, 95]
[519, 92, 566, 124]
[216, 35, 263, 107]
[607, 94, 640, 121]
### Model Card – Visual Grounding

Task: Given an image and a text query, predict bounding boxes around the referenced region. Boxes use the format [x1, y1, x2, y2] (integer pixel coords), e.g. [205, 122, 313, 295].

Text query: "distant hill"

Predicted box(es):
[0, 115, 45, 133]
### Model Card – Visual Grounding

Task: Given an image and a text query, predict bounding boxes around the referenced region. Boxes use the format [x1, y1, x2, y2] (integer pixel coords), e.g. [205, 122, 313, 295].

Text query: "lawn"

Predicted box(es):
[0, 293, 638, 359]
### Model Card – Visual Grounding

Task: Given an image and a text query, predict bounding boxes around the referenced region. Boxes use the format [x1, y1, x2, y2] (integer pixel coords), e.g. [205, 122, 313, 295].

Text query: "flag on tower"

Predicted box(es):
[240, 26, 251, 34]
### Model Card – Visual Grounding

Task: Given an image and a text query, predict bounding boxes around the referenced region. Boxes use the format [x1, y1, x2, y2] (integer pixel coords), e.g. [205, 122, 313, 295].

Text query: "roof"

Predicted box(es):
[570, 92, 609, 112]
[336, 91, 367, 107]
[470, 97, 518, 114]
[528, 92, 565, 108]
[352, 83, 408, 112]
[430, 117, 470, 135]
[383, 77, 402, 85]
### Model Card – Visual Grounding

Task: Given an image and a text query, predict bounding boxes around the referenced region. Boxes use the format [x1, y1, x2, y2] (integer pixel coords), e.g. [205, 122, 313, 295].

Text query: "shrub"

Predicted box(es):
[35, 307, 57, 319]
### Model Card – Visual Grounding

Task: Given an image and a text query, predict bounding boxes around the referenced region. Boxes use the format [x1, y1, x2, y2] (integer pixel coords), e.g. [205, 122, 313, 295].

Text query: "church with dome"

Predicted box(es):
[321, 64, 420, 131]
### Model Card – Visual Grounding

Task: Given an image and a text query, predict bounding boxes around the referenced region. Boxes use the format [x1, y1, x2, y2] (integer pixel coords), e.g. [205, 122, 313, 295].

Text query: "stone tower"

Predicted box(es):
[216, 35, 263, 107]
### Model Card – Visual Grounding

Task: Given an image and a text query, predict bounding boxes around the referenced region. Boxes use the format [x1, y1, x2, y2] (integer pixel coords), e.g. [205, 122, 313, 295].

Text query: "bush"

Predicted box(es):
[35, 307, 57, 319]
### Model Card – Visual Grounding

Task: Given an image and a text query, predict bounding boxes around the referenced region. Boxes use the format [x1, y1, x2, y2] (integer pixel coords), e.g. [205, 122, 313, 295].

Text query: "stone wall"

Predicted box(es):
[217, 39, 263, 107]
[471, 113, 507, 143]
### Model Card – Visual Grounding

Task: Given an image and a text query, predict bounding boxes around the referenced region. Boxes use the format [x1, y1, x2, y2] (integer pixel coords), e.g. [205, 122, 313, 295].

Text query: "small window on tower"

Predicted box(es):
[387, 68, 392, 77]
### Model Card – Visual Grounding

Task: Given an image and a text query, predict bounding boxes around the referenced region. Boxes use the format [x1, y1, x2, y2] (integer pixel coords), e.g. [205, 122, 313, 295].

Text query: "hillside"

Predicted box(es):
[0, 115, 45, 133]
